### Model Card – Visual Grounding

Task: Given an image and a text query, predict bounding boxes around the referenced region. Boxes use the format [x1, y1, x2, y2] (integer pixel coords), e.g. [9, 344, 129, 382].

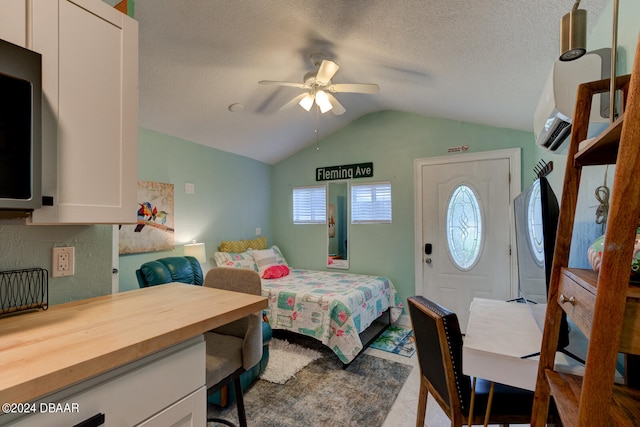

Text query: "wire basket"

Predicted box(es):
[0, 268, 48, 316]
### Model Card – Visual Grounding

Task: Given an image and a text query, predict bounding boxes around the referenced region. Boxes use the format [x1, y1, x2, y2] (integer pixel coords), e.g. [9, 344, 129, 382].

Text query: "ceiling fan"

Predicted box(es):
[258, 53, 379, 115]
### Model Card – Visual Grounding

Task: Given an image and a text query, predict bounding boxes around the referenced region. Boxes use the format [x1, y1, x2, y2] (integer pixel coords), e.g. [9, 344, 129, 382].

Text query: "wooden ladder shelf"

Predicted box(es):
[531, 34, 640, 427]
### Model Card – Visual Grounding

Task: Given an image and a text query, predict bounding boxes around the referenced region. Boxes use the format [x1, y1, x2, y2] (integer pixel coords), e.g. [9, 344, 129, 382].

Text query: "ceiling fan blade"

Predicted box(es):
[326, 93, 346, 115]
[328, 83, 380, 94]
[279, 93, 309, 110]
[315, 60, 340, 84]
[259, 80, 308, 89]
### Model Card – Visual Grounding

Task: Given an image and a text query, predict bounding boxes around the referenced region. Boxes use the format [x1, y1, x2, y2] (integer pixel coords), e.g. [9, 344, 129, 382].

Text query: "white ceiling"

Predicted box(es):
[135, 0, 608, 165]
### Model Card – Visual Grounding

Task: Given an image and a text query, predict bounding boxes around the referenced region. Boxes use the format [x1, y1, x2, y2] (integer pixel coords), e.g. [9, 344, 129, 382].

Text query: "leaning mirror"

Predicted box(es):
[327, 181, 349, 269]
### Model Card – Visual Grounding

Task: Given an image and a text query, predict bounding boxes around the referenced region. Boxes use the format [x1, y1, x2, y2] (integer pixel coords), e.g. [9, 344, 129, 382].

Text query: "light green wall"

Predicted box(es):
[0, 224, 113, 304]
[1, 126, 273, 301]
[271, 110, 537, 310]
[118, 128, 272, 291]
[1, 0, 636, 307]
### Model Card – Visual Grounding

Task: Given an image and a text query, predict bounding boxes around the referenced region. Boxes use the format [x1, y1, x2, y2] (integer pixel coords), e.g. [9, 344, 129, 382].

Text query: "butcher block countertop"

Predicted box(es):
[0, 283, 267, 404]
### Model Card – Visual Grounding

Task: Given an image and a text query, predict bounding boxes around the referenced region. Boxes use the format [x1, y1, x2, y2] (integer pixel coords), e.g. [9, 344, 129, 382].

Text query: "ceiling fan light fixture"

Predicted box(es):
[299, 93, 315, 111]
[559, 2, 587, 61]
[315, 90, 333, 113]
[260, 54, 378, 115]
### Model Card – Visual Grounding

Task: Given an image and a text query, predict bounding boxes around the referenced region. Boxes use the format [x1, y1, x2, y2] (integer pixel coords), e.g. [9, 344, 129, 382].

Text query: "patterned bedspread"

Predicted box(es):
[261, 269, 403, 363]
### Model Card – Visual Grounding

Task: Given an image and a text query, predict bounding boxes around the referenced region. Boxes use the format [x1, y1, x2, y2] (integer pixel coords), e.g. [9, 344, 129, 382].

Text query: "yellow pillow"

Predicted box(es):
[247, 236, 267, 250]
[219, 240, 249, 253]
[219, 236, 267, 252]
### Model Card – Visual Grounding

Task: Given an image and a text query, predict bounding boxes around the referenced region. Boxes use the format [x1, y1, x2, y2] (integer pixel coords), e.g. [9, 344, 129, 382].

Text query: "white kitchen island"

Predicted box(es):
[0, 283, 267, 426]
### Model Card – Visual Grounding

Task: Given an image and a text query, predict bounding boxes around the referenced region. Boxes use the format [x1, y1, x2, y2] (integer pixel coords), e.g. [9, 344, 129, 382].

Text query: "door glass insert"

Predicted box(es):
[445, 184, 484, 270]
[526, 179, 545, 266]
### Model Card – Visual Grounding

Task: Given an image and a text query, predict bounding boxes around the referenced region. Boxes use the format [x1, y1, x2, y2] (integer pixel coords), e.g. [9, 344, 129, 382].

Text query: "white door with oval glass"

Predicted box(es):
[416, 150, 518, 332]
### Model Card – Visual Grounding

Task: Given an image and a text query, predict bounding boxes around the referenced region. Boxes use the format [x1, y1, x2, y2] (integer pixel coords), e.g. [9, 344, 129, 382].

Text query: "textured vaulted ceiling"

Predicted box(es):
[135, 0, 608, 165]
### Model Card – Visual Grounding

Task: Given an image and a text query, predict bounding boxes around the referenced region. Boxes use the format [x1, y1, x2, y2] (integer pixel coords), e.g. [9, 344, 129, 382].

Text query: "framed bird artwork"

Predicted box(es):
[119, 180, 175, 254]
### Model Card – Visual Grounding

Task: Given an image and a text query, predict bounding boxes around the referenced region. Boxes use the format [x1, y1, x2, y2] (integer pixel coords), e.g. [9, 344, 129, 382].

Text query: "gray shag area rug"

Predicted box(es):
[207, 332, 413, 427]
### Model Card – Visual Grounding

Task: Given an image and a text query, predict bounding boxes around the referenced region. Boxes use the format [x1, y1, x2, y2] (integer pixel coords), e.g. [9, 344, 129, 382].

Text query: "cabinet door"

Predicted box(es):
[3, 337, 206, 427]
[30, 0, 138, 224]
[0, 0, 27, 47]
[136, 387, 207, 427]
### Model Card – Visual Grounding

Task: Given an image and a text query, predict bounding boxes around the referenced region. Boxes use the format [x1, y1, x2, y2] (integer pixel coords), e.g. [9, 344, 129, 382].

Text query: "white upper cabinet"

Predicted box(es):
[28, 0, 138, 224]
[0, 0, 27, 47]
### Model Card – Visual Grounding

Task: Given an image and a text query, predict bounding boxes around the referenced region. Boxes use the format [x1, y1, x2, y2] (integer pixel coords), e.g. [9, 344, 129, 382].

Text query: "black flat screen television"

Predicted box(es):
[513, 176, 570, 350]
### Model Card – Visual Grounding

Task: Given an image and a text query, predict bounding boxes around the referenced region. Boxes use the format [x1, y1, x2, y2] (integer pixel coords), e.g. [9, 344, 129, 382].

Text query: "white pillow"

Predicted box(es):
[250, 248, 279, 275]
[271, 245, 289, 266]
[212, 251, 258, 271]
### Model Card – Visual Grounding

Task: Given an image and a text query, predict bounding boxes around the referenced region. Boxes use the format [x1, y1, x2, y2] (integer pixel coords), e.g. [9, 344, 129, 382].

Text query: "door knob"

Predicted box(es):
[425, 257, 432, 264]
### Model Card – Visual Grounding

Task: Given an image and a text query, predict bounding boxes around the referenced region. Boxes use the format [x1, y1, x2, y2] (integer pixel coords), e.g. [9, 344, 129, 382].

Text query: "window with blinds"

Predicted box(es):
[351, 182, 392, 224]
[293, 185, 326, 224]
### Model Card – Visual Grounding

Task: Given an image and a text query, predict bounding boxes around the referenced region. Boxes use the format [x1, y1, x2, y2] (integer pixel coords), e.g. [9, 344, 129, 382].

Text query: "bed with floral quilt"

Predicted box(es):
[213, 239, 403, 364]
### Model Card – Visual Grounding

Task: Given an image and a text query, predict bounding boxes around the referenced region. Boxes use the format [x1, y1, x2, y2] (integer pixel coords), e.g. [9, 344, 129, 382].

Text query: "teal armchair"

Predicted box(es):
[135, 256, 204, 288]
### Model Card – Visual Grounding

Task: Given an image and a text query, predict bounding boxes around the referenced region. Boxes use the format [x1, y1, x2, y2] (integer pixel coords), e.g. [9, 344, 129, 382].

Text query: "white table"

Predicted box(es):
[462, 298, 584, 392]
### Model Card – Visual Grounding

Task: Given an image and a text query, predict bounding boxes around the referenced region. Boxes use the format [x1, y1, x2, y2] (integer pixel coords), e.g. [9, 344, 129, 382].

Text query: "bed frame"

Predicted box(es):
[350, 308, 392, 367]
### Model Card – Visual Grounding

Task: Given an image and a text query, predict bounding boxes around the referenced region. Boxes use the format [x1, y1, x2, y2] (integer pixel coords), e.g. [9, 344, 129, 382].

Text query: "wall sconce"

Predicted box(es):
[184, 240, 207, 264]
[560, 0, 587, 61]
[559, 0, 620, 123]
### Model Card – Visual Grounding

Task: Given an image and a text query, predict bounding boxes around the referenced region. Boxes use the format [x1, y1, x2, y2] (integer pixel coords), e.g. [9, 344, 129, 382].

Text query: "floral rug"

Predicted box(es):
[370, 325, 416, 357]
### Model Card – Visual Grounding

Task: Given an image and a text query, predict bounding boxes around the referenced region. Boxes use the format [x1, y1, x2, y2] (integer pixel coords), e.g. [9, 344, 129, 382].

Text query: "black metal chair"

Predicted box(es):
[407, 296, 553, 427]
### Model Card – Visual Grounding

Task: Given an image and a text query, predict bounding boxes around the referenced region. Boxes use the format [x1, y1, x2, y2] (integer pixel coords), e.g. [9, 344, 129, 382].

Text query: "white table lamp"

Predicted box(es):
[184, 241, 207, 264]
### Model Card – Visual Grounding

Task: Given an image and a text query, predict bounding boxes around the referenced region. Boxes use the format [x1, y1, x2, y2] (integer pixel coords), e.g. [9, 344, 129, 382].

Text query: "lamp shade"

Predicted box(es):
[299, 93, 314, 111]
[315, 90, 333, 113]
[560, 8, 587, 61]
[184, 241, 206, 264]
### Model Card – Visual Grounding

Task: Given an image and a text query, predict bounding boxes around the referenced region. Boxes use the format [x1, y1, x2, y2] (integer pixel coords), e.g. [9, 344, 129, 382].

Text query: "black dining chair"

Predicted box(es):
[407, 296, 556, 427]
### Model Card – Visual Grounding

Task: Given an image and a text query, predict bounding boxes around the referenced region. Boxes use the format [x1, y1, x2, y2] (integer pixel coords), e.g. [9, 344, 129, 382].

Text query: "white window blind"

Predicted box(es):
[293, 186, 326, 224]
[351, 182, 392, 224]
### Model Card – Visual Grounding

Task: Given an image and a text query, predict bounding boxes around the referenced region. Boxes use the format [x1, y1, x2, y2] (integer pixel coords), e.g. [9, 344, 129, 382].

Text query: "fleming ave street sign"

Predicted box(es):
[316, 162, 374, 181]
